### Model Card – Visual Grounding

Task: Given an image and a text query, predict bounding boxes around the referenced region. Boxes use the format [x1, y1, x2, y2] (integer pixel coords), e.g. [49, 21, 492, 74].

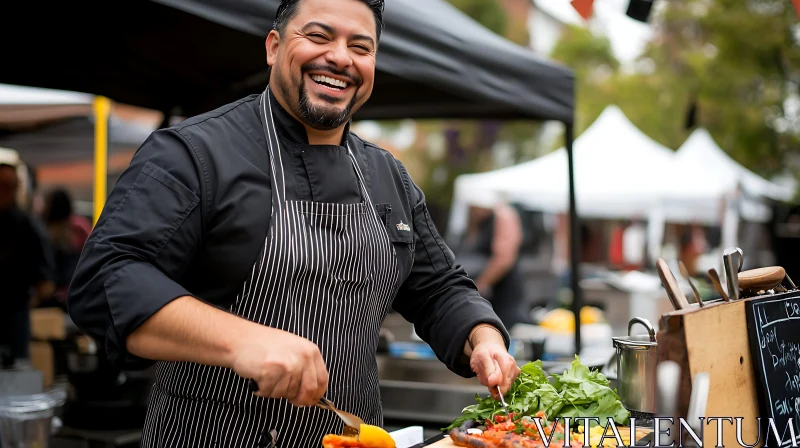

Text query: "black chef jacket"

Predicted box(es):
[67, 89, 509, 377]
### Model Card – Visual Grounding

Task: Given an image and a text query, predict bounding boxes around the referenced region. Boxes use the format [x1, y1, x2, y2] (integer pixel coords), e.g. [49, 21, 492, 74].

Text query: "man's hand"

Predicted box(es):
[232, 327, 329, 407]
[467, 325, 520, 397]
[126, 296, 329, 408]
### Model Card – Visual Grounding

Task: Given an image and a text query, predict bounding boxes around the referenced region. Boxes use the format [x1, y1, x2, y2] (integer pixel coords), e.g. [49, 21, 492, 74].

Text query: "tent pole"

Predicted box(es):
[565, 121, 583, 356]
[93, 96, 110, 226]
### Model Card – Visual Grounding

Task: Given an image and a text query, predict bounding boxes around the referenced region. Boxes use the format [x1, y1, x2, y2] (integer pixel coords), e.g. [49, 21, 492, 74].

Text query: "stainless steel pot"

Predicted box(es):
[612, 317, 657, 416]
[0, 389, 65, 448]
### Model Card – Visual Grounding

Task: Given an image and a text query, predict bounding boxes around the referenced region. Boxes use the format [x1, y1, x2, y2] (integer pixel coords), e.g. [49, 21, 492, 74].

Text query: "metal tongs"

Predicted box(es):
[316, 397, 364, 438]
[249, 379, 363, 438]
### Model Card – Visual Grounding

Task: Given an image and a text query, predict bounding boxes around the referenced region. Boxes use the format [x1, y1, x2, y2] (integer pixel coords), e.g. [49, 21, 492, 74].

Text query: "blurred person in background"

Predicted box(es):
[0, 162, 55, 368]
[458, 199, 528, 329]
[679, 223, 708, 276]
[37, 188, 91, 309]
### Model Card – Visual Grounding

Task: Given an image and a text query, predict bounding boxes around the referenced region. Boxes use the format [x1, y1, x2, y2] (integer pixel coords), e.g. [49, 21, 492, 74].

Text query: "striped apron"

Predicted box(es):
[140, 87, 401, 448]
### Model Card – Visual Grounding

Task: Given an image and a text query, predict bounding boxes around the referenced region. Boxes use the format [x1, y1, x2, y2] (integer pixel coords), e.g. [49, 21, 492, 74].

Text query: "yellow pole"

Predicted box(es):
[93, 96, 110, 226]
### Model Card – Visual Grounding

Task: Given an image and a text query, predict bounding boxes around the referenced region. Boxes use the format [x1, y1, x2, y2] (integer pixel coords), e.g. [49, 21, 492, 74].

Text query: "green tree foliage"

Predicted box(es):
[549, 25, 621, 134]
[690, 0, 800, 175]
[446, 0, 508, 36]
[550, 0, 800, 178]
[397, 0, 541, 226]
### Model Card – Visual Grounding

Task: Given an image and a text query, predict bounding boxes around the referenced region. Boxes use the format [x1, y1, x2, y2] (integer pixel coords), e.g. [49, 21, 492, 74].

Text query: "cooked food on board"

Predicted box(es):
[448, 412, 585, 448]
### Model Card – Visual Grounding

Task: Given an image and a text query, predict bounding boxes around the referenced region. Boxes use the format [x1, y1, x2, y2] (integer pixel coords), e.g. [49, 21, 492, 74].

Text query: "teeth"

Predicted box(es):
[311, 75, 347, 89]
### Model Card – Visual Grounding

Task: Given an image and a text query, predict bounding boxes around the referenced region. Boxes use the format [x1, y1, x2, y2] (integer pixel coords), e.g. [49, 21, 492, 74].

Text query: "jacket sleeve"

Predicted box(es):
[67, 129, 205, 370]
[392, 177, 510, 378]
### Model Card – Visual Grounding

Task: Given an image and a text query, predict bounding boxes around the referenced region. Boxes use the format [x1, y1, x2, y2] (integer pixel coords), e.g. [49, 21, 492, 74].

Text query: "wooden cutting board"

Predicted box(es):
[425, 434, 455, 447]
[426, 427, 652, 447]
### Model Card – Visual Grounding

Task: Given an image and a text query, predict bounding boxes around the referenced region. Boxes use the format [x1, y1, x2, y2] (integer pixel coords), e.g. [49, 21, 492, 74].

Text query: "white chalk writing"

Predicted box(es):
[758, 306, 800, 439]
[786, 301, 800, 319]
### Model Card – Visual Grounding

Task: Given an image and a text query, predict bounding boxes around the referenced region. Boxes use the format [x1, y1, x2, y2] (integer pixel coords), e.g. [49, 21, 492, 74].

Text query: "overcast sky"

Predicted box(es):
[533, 0, 655, 66]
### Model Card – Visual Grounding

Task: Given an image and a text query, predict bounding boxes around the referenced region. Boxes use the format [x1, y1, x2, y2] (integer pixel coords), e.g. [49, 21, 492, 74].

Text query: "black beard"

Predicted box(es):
[297, 81, 357, 131]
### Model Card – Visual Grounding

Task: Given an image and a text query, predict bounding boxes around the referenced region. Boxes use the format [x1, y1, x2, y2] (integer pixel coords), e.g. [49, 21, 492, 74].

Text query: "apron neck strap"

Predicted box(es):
[261, 88, 287, 205]
[260, 86, 374, 209]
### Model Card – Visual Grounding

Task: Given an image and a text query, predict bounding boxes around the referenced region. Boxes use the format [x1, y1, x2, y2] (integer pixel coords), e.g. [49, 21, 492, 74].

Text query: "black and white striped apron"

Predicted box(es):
[140, 87, 400, 448]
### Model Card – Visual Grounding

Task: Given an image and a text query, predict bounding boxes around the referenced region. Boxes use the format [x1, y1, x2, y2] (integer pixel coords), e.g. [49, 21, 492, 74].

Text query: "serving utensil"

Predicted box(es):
[657, 258, 690, 310]
[707, 269, 729, 302]
[316, 397, 364, 437]
[679, 262, 704, 308]
[496, 386, 510, 417]
[722, 247, 743, 301]
[249, 379, 363, 437]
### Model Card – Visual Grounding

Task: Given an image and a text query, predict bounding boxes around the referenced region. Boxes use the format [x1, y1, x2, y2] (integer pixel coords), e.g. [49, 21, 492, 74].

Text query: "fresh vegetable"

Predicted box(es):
[444, 356, 630, 431]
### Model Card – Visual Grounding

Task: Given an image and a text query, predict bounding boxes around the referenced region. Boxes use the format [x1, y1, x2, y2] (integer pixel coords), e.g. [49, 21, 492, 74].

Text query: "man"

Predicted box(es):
[68, 0, 520, 446]
[0, 161, 54, 368]
[459, 200, 528, 329]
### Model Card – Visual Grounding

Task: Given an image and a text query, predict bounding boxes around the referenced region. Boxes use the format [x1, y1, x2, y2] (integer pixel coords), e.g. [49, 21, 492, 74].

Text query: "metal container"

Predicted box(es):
[0, 390, 65, 448]
[612, 317, 657, 417]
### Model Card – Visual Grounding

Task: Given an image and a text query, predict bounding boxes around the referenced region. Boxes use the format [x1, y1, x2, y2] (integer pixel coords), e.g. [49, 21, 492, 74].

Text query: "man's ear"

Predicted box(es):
[266, 30, 280, 67]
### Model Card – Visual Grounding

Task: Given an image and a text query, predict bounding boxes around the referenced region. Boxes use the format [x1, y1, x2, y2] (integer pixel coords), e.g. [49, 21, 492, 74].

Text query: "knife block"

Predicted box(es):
[657, 300, 761, 448]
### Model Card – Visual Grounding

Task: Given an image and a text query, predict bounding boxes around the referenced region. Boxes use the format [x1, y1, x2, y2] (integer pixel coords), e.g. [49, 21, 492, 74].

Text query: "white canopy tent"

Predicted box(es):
[675, 129, 794, 204]
[674, 128, 796, 252]
[447, 106, 724, 240]
[0, 83, 93, 127]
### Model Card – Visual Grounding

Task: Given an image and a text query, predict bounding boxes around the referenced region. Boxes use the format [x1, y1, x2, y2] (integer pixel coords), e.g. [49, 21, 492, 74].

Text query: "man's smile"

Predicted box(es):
[305, 72, 354, 99]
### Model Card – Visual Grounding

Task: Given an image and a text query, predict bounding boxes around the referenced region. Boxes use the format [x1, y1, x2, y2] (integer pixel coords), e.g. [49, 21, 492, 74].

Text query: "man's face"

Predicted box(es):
[0, 166, 18, 211]
[266, 0, 377, 131]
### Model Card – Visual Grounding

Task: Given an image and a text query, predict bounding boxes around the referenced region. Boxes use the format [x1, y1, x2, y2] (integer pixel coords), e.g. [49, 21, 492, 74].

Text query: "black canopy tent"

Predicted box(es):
[0, 0, 584, 352]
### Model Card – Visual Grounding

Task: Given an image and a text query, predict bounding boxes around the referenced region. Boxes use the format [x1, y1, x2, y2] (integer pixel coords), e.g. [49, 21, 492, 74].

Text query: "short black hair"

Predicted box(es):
[273, 0, 385, 41]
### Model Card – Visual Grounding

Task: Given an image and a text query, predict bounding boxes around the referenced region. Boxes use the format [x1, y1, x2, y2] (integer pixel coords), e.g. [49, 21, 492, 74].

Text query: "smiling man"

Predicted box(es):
[67, 0, 520, 446]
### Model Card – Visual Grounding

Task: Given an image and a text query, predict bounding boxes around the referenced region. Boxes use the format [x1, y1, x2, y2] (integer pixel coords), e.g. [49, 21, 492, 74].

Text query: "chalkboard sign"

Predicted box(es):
[746, 290, 800, 447]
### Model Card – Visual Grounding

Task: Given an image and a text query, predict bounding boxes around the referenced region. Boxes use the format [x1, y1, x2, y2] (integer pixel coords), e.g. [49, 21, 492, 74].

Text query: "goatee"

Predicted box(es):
[297, 83, 357, 131]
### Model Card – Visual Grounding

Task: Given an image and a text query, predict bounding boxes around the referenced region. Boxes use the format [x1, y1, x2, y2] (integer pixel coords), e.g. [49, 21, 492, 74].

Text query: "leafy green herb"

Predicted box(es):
[443, 356, 630, 431]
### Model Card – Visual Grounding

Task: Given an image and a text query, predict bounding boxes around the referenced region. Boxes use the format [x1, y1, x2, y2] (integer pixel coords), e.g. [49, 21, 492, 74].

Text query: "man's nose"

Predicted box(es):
[325, 41, 352, 68]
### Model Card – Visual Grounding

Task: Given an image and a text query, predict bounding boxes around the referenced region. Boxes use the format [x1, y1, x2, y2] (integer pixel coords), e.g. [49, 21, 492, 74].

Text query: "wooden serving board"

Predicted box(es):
[426, 435, 454, 447]
[426, 427, 651, 447]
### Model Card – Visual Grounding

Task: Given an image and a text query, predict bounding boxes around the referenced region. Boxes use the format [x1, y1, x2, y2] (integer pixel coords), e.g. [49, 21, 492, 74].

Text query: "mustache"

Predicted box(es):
[301, 63, 362, 86]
